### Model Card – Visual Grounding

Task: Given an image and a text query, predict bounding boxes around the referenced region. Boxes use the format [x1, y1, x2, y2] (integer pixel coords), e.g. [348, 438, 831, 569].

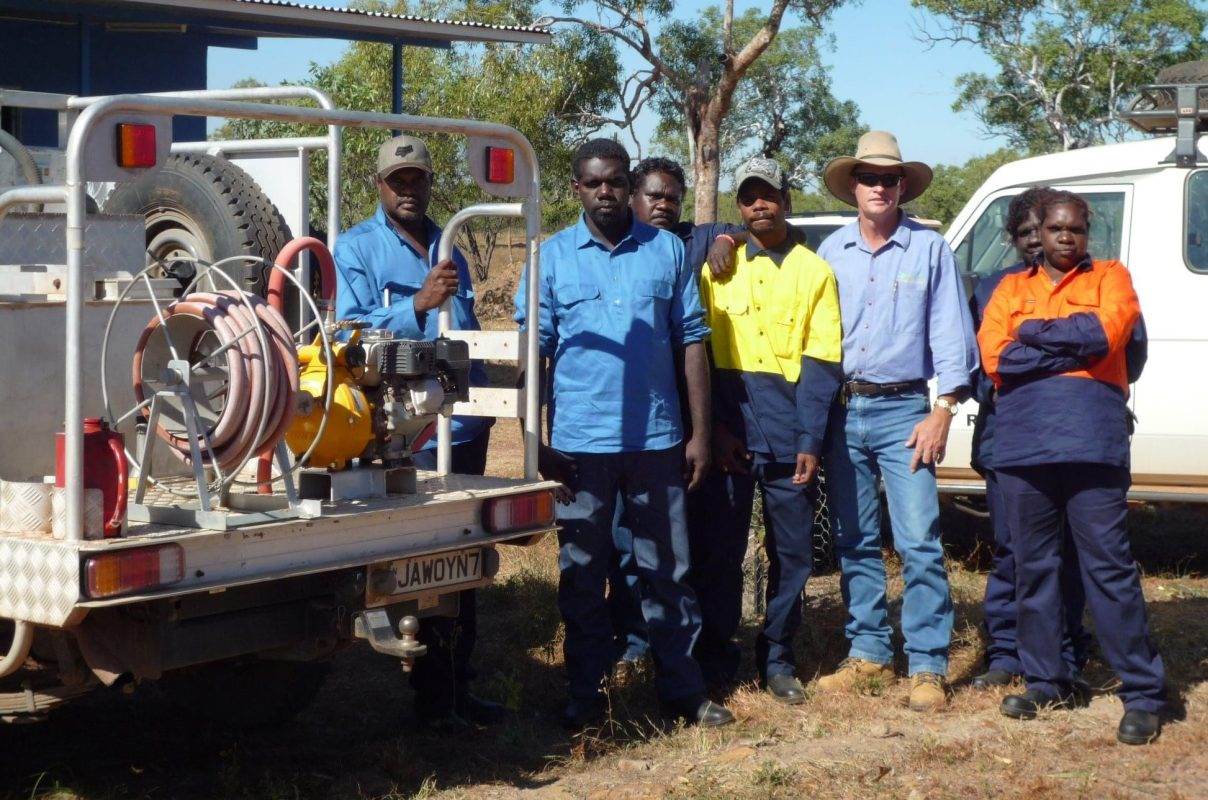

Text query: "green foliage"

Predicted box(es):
[652, 6, 863, 191]
[906, 148, 1021, 227]
[213, 0, 618, 276]
[914, 0, 1207, 152]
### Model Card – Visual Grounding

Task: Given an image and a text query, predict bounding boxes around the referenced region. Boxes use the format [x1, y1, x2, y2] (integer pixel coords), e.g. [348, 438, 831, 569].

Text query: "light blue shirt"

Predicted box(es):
[334, 206, 489, 447]
[514, 213, 710, 453]
[816, 215, 978, 396]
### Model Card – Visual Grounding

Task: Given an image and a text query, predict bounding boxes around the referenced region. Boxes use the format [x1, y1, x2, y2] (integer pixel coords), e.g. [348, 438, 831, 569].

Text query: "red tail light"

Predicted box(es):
[485, 146, 515, 184]
[84, 544, 184, 599]
[483, 490, 554, 534]
[116, 123, 158, 168]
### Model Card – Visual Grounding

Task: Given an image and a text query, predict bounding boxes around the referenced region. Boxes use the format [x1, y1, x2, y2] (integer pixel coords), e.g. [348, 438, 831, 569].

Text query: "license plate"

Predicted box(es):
[367, 548, 484, 605]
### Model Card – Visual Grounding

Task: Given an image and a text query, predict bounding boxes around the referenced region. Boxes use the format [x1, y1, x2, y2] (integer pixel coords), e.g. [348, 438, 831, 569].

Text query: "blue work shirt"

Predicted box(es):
[817, 214, 978, 396]
[514, 213, 710, 454]
[333, 206, 490, 447]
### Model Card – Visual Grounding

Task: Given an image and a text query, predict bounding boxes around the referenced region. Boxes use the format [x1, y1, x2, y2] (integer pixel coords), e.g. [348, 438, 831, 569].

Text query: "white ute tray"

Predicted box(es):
[0, 471, 559, 627]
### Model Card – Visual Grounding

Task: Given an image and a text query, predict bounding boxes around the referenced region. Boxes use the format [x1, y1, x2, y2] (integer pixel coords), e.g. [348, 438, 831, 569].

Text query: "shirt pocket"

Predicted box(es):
[553, 282, 601, 308]
[1006, 293, 1038, 335]
[632, 278, 675, 328]
[769, 307, 801, 360]
[712, 284, 750, 317]
[552, 282, 602, 335]
[1065, 280, 1101, 310]
[891, 274, 928, 332]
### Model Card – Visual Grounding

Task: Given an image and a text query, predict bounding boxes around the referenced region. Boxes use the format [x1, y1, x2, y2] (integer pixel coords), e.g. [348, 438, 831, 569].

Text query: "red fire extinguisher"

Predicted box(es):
[55, 417, 128, 538]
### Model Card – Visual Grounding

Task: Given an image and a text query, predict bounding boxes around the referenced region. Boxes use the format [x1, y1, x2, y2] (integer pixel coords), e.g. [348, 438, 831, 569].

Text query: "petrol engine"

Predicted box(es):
[284, 323, 471, 470]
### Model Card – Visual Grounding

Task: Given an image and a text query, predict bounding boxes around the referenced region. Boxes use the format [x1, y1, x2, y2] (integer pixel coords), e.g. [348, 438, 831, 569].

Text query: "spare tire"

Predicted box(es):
[103, 153, 292, 296]
[1157, 59, 1208, 85]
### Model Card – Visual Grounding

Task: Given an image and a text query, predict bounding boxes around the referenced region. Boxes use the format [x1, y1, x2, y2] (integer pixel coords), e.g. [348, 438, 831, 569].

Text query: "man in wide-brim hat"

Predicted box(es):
[821, 130, 934, 207]
[811, 131, 978, 712]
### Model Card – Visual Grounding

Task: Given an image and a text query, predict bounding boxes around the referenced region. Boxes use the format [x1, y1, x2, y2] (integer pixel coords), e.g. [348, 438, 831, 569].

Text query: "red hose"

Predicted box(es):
[133, 291, 298, 474]
[258, 237, 338, 492]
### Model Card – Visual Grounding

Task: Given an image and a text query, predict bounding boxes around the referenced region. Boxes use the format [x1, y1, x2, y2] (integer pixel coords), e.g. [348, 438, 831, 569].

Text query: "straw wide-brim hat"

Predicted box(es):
[822, 131, 933, 206]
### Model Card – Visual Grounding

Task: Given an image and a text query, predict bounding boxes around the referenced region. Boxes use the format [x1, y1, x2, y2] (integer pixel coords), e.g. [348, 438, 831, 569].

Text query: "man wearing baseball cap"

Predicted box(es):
[696, 157, 842, 702]
[812, 131, 978, 711]
[334, 134, 500, 726]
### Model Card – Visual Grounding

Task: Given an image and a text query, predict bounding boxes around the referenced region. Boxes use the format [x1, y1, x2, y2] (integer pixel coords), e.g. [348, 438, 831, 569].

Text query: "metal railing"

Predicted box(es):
[2, 92, 542, 543]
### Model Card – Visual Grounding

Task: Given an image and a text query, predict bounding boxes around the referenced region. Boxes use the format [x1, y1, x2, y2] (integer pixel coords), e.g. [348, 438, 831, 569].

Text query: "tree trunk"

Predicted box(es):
[692, 97, 728, 222]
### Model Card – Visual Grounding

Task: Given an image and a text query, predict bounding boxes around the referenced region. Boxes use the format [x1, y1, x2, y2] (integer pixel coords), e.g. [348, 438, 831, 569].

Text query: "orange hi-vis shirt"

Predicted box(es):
[977, 258, 1141, 468]
[979, 259, 1140, 392]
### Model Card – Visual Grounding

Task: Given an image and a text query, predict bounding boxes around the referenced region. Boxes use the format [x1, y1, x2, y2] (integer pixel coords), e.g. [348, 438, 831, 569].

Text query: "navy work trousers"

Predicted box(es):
[608, 500, 650, 663]
[687, 461, 815, 684]
[997, 463, 1166, 712]
[556, 445, 706, 703]
[409, 431, 490, 707]
[983, 469, 1090, 676]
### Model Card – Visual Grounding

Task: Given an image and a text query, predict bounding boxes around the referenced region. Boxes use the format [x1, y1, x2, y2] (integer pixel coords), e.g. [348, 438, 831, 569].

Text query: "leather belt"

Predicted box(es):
[841, 379, 927, 401]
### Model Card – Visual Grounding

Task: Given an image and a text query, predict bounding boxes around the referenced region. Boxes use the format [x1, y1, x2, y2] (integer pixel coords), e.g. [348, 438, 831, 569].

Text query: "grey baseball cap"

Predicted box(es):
[376, 134, 433, 178]
[734, 156, 786, 193]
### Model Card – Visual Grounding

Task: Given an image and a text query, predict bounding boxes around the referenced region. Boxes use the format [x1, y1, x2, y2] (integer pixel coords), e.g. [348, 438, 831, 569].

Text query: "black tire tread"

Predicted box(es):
[103, 152, 292, 295]
[163, 659, 330, 730]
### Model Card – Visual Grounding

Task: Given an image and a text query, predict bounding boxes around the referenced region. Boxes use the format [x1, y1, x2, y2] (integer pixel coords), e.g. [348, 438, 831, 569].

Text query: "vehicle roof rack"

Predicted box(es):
[1121, 82, 1208, 168]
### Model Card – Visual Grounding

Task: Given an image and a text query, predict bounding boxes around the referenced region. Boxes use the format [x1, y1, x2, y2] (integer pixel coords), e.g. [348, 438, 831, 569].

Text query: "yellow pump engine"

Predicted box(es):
[285, 325, 471, 470]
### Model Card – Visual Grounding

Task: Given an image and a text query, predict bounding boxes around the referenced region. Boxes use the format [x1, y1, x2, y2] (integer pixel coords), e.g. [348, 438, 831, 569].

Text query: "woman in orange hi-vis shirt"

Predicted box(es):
[978, 191, 1166, 745]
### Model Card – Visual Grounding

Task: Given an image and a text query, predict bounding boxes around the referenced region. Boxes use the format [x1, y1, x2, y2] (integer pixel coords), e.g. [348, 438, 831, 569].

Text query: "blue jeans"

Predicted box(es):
[556, 445, 706, 703]
[825, 391, 953, 676]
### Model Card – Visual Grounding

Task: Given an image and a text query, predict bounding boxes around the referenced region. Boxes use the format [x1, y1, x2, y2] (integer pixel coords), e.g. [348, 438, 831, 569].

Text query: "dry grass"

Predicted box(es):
[3, 251, 1206, 799]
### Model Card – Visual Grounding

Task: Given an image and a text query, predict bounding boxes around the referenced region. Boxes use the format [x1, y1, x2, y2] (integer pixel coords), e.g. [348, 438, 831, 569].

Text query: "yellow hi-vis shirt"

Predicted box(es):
[701, 240, 842, 382]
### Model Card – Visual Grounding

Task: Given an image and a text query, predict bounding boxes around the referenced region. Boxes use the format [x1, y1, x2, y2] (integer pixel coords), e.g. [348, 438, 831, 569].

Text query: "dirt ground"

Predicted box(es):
[3, 417, 1206, 800]
[4, 248, 1207, 799]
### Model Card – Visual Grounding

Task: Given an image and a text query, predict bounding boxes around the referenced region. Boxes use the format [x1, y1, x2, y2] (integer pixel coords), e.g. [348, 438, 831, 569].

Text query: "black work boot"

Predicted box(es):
[1000, 688, 1073, 720]
[765, 674, 807, 705]
[1117, 709, 1161, 745]
[561, 694, 607, 732]
[662, 694, 735, 728]
[971, 668, 1017, 690]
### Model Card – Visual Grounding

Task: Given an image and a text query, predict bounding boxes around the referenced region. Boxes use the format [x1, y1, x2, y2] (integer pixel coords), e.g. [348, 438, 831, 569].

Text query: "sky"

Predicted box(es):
[206, 0, 1012, 169]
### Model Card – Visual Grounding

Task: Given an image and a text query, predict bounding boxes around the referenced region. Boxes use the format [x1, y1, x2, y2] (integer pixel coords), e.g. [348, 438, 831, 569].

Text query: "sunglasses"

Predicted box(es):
[854, 172, 903, 189]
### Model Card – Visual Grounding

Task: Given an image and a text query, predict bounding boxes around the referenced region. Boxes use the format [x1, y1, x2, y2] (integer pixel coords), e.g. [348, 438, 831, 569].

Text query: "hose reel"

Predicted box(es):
[102, 246, 335, 529]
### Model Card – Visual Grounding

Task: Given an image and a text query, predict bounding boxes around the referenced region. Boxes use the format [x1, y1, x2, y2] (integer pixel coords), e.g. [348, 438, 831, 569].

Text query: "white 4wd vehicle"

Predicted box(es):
[789, 211, 941, 252]
[0, 87, 555, 726]
[938, 72, 1208, 503]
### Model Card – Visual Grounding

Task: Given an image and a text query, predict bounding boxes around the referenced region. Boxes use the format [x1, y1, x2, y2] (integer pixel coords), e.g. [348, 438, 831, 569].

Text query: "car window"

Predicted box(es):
[954, 190, 1127, 277]
[1187, 171, 1208, 273]
[790, 224, 842, 251]
[954, 196, 1014, 277]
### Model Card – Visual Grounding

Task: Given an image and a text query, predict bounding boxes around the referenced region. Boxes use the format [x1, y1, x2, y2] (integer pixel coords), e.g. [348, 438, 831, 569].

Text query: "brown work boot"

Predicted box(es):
[816, 658, 895, 694]
[909, 672, 947, 712]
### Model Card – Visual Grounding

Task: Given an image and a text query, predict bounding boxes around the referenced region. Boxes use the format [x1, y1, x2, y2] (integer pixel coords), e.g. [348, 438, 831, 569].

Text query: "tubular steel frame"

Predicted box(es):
[0, 91, 543, 546]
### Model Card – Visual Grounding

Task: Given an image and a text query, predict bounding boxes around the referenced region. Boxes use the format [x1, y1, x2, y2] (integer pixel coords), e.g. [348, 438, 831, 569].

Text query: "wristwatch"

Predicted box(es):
[934, 397, 959, 416]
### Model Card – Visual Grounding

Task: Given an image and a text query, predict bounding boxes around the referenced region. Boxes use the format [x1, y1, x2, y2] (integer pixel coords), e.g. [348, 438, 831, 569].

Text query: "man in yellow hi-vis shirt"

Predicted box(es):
[693, 157, 843, 704]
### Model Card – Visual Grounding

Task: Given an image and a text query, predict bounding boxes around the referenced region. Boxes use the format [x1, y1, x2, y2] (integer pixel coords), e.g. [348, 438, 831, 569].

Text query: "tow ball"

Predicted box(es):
[353, 609, 427, 672]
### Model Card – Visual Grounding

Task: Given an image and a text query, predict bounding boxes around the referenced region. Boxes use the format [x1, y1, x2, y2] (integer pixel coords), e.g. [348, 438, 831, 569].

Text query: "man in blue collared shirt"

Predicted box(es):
[515, 139, 733, 730]
[334, 134, 498, 727]
[813, 131, 978, 711]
